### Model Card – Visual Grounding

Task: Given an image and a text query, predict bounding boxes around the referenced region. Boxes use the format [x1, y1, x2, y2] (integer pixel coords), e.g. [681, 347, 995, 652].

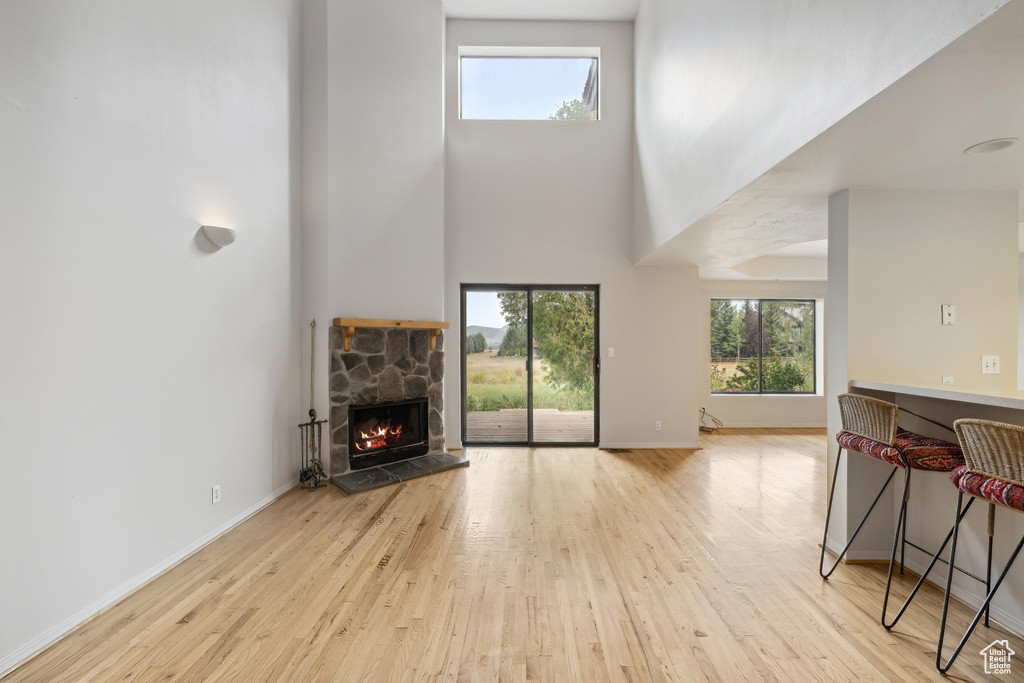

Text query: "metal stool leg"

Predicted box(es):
[986, 503, 995, 628]
[899, 470, 909, 576]
[883, 493, 974, 630]
[937, 493, 1024, 673]
[820, 446, 900, 579]
[883, 469, 912, 625]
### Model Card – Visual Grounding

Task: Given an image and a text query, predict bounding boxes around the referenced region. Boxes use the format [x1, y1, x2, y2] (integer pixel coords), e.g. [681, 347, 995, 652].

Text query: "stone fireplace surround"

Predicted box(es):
[328, 323, 467, 493]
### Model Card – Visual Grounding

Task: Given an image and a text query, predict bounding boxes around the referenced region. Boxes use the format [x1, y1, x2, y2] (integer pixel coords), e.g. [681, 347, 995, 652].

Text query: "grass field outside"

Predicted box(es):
[710, 356, 813, 393]
[466, 350, 593, 412]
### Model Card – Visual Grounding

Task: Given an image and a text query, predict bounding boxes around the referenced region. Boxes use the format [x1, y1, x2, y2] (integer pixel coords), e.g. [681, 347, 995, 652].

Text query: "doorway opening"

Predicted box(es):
[461, 284, 599, 446]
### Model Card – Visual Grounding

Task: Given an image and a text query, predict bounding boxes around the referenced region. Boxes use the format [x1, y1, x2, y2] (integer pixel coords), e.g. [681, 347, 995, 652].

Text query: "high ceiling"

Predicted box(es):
[640, 0, 1024, 277]
[441, 0, 1024, 280]
[442, 0, 640, 22]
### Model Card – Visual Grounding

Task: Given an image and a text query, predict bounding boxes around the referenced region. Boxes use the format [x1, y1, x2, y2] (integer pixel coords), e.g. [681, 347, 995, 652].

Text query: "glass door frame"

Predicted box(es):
[460, 283, 600, 447]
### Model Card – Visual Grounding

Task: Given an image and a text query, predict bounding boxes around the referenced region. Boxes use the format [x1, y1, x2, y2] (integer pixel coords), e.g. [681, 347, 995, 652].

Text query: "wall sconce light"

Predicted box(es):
[200, 224, 237, 248]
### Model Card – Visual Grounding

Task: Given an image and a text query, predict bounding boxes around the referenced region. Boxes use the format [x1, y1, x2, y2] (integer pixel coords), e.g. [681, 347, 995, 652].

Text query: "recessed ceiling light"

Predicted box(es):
[963, 138, 1019, 155]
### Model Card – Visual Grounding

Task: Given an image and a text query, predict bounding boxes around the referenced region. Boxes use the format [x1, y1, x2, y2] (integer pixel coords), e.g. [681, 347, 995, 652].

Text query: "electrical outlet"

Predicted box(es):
[982, 355, 1000, 374]
[212, 484, 221, 504]
[942, 376, 954, 384]
[941, 304, 955, 325]
[655, 421, 661, 431]
[608, 347, 615, 357]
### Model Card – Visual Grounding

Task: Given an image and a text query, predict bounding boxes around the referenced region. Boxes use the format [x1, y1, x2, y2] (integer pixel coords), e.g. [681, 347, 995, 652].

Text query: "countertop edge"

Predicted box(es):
[850, 380, 1024, 411]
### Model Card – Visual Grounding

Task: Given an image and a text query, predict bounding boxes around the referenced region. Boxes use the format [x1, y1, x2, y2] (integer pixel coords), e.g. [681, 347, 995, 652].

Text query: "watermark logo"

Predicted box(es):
[980, 639, 1015, 675]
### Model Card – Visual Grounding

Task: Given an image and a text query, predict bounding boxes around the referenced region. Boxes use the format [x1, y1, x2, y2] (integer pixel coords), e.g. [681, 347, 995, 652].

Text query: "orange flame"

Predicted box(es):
[353, 421, 404, 452]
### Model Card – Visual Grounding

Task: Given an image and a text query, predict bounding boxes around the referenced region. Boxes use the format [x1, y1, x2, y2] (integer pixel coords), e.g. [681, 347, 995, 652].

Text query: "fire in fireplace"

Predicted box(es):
[348, 397, 429, 470]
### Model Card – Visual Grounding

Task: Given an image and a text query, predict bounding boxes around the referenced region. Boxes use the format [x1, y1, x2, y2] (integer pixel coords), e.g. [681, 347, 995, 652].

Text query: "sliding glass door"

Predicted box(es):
[461, 284, 599, 446]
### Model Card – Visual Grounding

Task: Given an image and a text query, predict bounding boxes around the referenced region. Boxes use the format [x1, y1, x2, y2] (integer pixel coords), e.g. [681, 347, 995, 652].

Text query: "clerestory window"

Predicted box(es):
[459, 47, 599, 121]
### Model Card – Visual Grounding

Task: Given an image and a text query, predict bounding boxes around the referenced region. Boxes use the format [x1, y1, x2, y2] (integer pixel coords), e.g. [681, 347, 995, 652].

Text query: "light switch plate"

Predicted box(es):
[941, 304, 955, 325]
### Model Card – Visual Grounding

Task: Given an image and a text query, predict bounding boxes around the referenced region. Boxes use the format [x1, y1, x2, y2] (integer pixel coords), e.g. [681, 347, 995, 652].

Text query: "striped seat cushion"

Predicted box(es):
[950, 464, 1024, 512]
[836, 428, 964, 472]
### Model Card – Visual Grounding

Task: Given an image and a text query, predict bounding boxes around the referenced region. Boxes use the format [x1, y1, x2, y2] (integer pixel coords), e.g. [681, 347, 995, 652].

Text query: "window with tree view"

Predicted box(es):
[460, 50, 599, 120]
[710, 299, 815, 394]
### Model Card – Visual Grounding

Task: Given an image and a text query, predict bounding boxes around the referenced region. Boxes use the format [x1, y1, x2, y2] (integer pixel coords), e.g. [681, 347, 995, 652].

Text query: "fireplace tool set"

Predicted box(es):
[299, 319, 327, 490]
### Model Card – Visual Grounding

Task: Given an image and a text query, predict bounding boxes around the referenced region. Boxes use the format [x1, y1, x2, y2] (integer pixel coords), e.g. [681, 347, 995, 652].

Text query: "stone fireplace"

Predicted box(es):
[328, 321, 466, 493]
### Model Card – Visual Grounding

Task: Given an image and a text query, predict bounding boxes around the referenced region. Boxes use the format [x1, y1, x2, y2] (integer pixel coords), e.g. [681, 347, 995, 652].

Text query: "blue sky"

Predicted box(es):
[461, 57, 594, 120]
[466, 291, 507, 328]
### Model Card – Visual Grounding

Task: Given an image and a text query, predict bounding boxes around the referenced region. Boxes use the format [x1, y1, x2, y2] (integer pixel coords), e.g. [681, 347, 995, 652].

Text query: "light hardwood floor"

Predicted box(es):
[5, 429, 1022, 681]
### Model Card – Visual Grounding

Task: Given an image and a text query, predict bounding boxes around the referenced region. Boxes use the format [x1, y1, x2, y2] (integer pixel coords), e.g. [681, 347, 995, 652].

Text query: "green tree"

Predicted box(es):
[726, 357, 760, 392]
[465, 332, 487, 354]
[549, 98, 596, 120]
[760, 301, 782, 357]
[497, 325, 527, 357]
[710, 300, 736, 361]
[762, 356, 809, 392]
[532, 292, 594, 393]
[741, 301, 759, 359]
[497, 290, 595, 393]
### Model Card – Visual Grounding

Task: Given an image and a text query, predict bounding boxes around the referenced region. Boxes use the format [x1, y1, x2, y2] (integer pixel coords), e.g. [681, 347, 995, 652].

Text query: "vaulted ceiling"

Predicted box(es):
[442, 0, 1024, 280]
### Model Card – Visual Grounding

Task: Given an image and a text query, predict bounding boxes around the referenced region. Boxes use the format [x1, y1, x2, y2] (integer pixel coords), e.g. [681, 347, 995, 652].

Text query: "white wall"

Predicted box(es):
[327, 0, 445, 321]
[633, 0, 1009, 261]
[701, 280, 827, 428]
[825, 191, 852, 554]
[445, 20, 701, 449]
[848, 190, 1018, 393]
[302, 0, 446, 459]
[301, 0, 331, 423]
[1018, 252, 1024, 390]
[0, 0, 303, 671]
[828, 188, 1024, 627]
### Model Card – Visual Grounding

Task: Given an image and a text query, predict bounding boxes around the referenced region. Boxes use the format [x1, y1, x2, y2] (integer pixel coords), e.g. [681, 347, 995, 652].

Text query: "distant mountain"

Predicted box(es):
[466, 325, 507, 349]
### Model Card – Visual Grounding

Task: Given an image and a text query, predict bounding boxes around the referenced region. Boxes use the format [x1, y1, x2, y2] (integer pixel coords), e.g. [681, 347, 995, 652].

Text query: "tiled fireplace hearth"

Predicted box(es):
[328, 319, 467, 493]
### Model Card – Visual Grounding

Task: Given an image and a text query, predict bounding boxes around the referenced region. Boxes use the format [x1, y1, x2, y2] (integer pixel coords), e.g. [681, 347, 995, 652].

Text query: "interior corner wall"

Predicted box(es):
[0, 0, 303, 671]
[1020, 252, 1024, 390]
[700, 280, 828, 428]
[444, 19, 701, 449]
[632, 0, 1009, 261]
[323, 0, 445, 323]
[299, 0, 335, 453]
[825, 191, 852, 552]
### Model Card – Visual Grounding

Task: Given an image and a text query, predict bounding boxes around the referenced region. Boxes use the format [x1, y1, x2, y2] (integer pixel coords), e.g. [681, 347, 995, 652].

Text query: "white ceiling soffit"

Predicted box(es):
[700, 240, 829, 281]
[442, 0, 640, 22]
[641, 0, 1024, 268]
[764, 238, 828, 259]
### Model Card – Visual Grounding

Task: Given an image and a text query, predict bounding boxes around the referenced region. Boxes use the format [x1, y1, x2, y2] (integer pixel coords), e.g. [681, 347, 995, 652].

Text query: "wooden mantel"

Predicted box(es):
[333, 318, 450, 352]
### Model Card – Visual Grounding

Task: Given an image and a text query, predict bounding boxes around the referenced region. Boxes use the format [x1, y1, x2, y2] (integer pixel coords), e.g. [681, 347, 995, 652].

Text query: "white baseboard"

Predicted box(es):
[452, 442, 702, 450]
[824, 538, 891, 562]
[825, 538, 1024, 637]
[712, 422, 826, 429]
[599, 442, 701, 449]
[0, 477, 300, 679]
[901, 550, 1024, 638]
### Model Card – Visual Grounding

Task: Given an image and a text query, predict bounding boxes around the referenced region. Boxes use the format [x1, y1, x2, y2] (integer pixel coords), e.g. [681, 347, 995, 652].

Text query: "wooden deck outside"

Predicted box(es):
[465, 408, 594, 442]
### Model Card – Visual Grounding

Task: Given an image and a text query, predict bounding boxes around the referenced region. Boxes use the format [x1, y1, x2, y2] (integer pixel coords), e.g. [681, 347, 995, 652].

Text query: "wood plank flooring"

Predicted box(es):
[5, 429, 1022, 681]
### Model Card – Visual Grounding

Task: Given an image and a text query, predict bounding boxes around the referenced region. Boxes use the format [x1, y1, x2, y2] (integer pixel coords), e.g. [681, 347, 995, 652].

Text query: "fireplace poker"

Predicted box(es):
[299, 319, 327, 490]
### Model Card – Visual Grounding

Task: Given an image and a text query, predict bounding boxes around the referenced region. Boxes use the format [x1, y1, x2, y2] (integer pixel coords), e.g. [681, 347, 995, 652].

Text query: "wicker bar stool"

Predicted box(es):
[937, 419, 1024, 674]
[820, 393, 968, 628]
